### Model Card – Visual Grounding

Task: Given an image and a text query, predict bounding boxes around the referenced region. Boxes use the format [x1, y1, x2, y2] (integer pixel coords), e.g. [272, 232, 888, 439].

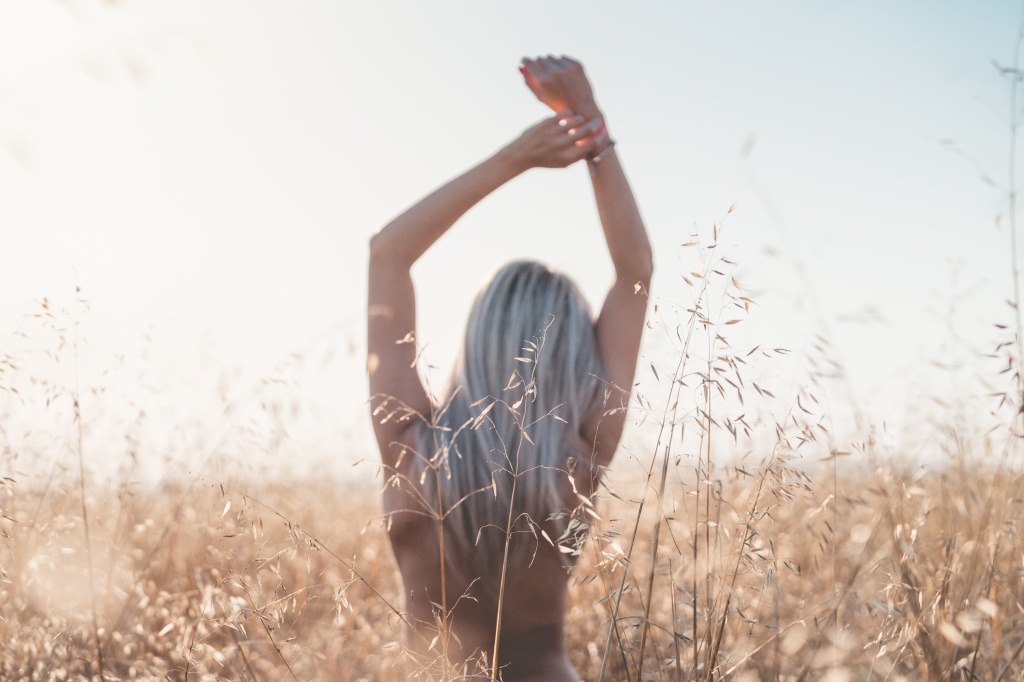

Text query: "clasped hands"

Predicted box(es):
[507, 55, 611, 171]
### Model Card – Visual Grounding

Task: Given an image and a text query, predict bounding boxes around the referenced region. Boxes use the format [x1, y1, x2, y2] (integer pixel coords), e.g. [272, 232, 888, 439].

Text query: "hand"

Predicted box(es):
[505, 111, 610, 170]
[520, 56, 603, 122]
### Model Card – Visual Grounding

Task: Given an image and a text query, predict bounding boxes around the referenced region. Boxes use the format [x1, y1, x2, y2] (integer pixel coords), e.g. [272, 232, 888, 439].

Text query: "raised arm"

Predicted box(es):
[368, 111, 609, 467]
[585, 139, 654, 465]
[521, 57, 654, 467]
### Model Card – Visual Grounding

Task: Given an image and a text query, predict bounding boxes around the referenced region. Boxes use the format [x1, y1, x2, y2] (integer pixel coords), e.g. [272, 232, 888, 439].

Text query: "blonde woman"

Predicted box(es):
[368, 56, 652, 681]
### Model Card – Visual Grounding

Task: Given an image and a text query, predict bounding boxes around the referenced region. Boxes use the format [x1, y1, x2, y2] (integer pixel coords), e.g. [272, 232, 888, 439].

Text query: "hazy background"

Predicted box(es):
[1, 0, 1018, 479]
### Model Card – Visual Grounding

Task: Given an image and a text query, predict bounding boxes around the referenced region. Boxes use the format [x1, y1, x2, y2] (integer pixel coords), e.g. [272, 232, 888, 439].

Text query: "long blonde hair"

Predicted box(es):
[420, 260, 605, 593]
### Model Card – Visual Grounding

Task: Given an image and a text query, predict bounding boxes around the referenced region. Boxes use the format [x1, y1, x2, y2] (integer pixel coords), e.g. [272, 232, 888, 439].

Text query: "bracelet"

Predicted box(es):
[587, 139, 617, 176]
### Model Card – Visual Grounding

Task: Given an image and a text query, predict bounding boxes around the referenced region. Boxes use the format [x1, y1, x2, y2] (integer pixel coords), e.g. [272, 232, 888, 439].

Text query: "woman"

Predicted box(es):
[367, 56, 652, 681]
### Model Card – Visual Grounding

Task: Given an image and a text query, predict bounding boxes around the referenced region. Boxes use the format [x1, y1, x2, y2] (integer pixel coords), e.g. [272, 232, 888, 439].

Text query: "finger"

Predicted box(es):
[561, 143, 591, 166]
[574, 125, 611, 155]
[521, 62, 546, 98]
[530, 58, 551, 77]
[558, 113, 586, 128]
[568, 117, 605, 140]
[572, 136, 601, 158]
[576, 128, 611, 154]
[565, 120, 596, 143]
[521, 57, 540, 71]
[589, 127, 612, 151]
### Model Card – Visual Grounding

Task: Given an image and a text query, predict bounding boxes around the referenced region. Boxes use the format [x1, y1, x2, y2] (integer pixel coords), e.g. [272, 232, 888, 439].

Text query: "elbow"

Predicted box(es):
[368, 229, 387, 263]
[615, 223, 654, 287]
[638, 249, 654, 286]
[368, 227, 402, 268]
[616, 256, 652, 292]
[627, 246, 654, 289]
[370, 222, 419, 269]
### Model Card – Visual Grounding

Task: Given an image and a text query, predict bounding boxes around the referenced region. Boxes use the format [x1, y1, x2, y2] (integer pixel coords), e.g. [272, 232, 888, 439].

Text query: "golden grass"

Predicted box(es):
[6, 96, 1024, 675]
[5, 217, 1022, 680]
[2, 454, 1023, 681]
[4, 220, 1023, 680]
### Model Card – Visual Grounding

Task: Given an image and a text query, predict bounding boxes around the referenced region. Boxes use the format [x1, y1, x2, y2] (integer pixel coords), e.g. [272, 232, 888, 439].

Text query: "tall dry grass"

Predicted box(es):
[4, 204, 1024, 682]
[3, 450, 1024, 680]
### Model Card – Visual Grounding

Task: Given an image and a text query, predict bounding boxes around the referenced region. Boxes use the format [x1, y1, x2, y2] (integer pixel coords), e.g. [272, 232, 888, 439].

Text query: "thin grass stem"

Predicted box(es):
[72, 285, 106, 682]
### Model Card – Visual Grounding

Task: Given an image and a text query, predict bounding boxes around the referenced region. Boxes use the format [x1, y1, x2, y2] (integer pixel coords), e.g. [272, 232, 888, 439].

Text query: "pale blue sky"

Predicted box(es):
[0, 0, 1018, 474]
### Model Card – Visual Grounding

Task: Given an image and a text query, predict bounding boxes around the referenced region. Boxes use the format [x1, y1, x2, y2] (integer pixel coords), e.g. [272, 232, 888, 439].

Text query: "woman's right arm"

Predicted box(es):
[585, 143, 654, 467]
[521, 57, 654, 468]
[368, 111, 608, 466]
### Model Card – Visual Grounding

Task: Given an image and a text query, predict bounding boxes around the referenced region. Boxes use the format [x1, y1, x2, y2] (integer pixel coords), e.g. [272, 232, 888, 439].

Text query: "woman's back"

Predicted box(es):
[386, 484, 579, 680]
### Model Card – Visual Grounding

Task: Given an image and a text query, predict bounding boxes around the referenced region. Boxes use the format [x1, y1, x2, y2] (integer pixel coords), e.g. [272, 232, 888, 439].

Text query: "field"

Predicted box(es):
[4, 212, 1024, 680]
[2, 447, 1024, 681]
[3, 283, 1024, 681]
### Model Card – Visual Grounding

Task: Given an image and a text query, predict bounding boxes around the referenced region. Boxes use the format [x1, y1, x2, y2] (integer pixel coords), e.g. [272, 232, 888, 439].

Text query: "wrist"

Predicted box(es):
[576, 103, 605, 126]
[586, 139, 617, 176]
[495, 139, 534, 175]
[583, 110, 610, 143]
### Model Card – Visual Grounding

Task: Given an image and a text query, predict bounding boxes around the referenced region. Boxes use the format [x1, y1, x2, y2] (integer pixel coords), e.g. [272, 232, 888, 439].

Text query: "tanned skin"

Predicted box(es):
[368, 56, 653, 681]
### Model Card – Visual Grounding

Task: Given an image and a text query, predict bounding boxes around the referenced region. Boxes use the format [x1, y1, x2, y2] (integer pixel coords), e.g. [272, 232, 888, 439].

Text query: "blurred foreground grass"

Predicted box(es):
[2, 457, 1023, 681]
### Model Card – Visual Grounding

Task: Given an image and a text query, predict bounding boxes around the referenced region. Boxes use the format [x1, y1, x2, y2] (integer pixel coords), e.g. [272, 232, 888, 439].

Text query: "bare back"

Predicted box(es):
[382, 425, 589, 681]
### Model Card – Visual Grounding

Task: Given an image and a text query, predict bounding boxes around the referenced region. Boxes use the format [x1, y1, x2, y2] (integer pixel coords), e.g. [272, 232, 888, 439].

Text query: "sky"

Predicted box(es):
[0, 0, 1019, 478]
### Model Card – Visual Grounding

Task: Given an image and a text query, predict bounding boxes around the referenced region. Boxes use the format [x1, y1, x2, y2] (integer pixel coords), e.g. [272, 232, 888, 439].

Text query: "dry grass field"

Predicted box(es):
[2, 450, 1024, 681]
[5, 234, 1024, 681]
[3, 206, 1024, 680]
